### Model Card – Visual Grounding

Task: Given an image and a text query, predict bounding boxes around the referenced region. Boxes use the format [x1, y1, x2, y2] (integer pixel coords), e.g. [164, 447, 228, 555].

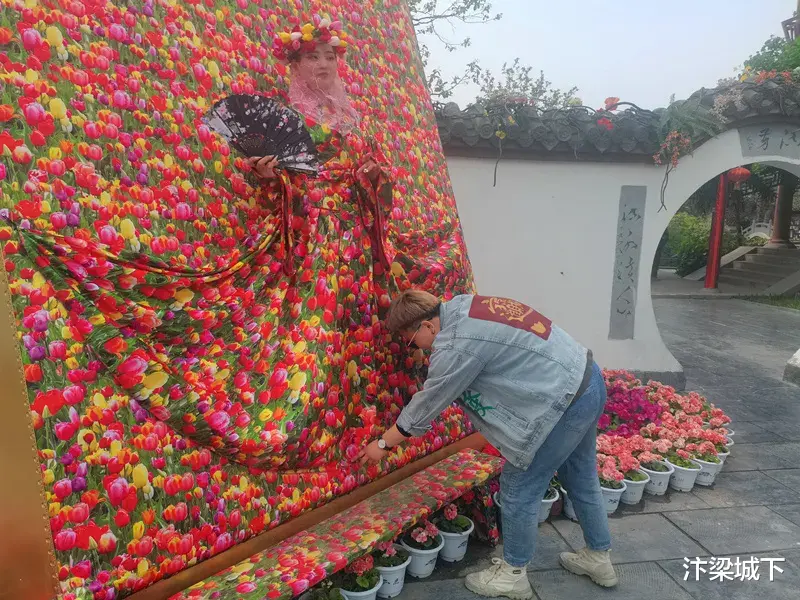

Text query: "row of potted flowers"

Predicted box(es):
[588, 372, 735, 513]
[302, 503, 476, 600]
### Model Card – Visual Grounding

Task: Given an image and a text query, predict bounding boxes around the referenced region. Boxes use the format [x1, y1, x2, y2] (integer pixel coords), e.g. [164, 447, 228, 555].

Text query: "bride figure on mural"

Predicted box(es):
[225, 19, 401, 468]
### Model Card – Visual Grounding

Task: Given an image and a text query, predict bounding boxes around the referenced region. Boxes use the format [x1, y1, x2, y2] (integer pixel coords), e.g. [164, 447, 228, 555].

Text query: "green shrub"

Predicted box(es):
[746, 235, 768, 247]
[666, 213, 739, 277]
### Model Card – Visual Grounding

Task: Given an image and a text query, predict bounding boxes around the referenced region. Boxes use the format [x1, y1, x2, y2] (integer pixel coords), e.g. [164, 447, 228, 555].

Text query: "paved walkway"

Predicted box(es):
[651, 270, 761, 298]
[398, 299, 800, 600]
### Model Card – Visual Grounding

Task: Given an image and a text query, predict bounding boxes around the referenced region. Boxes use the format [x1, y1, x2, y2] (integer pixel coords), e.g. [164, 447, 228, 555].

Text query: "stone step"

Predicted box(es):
[756, 246, 800, 257]
[745, 252, 800, 267]
[732, 260, 800, 278]
[717, 271, 773, 290]
[719, 267, 782, 285]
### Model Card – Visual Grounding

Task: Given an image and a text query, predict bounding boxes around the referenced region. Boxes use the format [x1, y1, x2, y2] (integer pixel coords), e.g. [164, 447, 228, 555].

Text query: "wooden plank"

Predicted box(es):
[130, 433, 489, 600]
[0, 257, 60, 600]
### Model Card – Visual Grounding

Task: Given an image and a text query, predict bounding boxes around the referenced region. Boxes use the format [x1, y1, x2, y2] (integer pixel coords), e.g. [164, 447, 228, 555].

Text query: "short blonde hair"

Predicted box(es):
[386, 290, 441, 333]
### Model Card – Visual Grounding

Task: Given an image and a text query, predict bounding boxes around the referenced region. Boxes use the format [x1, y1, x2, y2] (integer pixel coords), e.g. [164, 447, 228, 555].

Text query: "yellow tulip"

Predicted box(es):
[120, 219, 136, 240]
[142, 371, 169, 390]
[174, 288, 194, 303]
[43, 469, 54, 485]
[288, 372, 307, 391]
[49, 98, 67, 120]
[46, 26, 64, 47]
[132, 464, 149, 489]
[132, 521, 145, 540]
[49, 147, 62, 160]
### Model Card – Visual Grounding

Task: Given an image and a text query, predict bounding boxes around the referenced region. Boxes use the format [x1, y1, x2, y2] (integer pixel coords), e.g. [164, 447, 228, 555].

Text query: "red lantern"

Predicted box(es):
[728, 166, 751, 188]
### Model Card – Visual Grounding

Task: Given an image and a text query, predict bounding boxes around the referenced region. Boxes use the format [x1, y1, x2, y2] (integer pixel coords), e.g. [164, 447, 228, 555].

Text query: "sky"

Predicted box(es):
[419, 0, 793, 109]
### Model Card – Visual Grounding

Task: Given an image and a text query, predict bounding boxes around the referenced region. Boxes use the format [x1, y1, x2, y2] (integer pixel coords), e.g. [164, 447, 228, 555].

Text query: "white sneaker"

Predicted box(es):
[559, 547, 618, 587]
[464, 558, 534, 600]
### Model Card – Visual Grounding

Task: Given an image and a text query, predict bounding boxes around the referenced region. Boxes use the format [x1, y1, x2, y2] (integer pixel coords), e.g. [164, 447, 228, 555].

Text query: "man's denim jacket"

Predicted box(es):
[396, 294, 592, 471]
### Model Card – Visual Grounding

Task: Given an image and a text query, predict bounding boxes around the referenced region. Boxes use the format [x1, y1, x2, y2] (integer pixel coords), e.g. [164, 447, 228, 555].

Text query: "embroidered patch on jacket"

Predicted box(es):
[469, 295, 553, 340]
[461, 390, 495, 417]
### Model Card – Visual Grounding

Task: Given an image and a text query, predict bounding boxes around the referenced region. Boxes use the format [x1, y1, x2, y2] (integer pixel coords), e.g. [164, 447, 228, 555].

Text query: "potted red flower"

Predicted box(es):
[336, 554, 383, 600]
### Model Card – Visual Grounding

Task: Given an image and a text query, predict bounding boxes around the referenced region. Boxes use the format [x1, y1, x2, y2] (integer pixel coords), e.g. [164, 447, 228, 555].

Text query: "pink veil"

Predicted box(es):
[288, 70, 361, 134]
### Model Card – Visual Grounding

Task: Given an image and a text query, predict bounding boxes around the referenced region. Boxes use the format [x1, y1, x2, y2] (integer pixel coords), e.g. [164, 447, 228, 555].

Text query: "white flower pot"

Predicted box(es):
[725, 429, 735, 437]
[439, 518, 474, 563]
[539, 488, 560, 523]
[693, 457, 723, 486]
[600, 482, 626, 514]
[717, 448, 730, 466]
[667, 459, 702, 492]
[400, 535, 444, 579]
[340, 575, 384, 600]
[621, 471, 651, 505]
[725, 437, 734, 448]
[561, 488, 578, 521]
[376, 546, 412, 599]
[642, 461, 674, 496]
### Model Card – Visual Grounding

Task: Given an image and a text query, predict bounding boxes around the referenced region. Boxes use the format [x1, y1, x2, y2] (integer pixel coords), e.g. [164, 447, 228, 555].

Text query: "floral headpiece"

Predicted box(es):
[273, 17, 348, 62]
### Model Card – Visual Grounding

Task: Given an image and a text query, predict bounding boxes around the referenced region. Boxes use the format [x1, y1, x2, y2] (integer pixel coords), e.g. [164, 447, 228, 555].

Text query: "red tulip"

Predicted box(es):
[30, 130, 46, 147]
[107, 477, 129, 506]
[114, 509, 130, 528]
[69, 502, 90, 523]
[71, 560, 92, 579]
[21, 28, 42, 51]
[97, 531, 117, 554]
[54, 529, 77, 551]
[22, 102, 45, 125]
[12, 145, 32, 164]
[24, 363, 42, 382]
[47, 159, 66, 176]
[54, 478, 73, 500]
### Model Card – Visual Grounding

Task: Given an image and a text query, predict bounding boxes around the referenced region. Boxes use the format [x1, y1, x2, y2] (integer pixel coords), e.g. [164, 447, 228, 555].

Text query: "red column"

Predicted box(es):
[705, 173, 728, 289]
[767, 183, 797, 249]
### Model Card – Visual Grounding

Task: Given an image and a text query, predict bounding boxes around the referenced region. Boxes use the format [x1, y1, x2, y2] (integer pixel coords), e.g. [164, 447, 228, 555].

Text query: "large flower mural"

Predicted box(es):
[0, 0, 476, 597]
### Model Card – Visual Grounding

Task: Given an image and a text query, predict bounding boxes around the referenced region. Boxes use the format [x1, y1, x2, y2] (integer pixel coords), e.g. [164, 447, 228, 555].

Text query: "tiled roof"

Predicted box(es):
[434, 77, 800, 161]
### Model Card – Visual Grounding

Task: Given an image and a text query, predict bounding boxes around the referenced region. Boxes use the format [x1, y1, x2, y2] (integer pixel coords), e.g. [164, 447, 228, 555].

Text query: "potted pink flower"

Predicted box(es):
[597, 454, 626, 514]
[336, 555, 383, 600]
[400, 520, 444, 578]
[687, 440, 723, 486]
[372, 542, 411, 599]
[433, 503, 474, 562]
[666, 449, 701, 492]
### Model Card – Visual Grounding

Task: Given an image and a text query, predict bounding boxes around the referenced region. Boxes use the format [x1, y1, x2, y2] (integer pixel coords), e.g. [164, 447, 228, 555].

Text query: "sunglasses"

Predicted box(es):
[406, 324, 422, 349]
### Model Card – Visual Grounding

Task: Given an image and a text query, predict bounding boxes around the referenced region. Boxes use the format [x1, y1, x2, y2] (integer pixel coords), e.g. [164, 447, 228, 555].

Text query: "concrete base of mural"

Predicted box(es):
[632, 369, 686, 391]
[784, 349, 800, 386]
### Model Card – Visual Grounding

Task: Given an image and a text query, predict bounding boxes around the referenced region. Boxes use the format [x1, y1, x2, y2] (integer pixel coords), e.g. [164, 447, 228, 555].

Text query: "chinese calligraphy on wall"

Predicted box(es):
[609, 186, 647, 340]
[739, 124, 800, 159]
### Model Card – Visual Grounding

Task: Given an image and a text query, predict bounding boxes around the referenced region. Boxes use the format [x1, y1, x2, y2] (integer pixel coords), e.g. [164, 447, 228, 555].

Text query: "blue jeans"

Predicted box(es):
[500, 362, 611, 567]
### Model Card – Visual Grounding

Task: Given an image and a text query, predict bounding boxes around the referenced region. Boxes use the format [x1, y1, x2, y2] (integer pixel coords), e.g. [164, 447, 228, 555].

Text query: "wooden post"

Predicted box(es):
[705, 173, 728, 289]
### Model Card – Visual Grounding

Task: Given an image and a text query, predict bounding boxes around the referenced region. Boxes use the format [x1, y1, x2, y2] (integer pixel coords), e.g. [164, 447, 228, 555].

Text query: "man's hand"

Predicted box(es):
[357, 159, 380, 184]
[356, 439, 387, 466]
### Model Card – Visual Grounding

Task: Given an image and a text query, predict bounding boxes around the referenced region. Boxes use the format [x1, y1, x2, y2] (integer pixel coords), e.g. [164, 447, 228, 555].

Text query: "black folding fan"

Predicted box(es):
[202, 94, 320, 175]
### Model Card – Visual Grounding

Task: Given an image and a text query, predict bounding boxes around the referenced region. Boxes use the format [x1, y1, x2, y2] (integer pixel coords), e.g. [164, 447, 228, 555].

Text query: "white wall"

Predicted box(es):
[445, 127, 800, 385]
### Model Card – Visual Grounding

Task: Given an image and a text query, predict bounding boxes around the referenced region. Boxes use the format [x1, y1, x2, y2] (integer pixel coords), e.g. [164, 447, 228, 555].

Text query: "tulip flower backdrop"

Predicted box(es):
[0, 0, 478, 597]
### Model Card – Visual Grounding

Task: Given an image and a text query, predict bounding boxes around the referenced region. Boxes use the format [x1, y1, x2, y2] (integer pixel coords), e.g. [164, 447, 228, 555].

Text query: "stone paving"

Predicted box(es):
[397, 299, 800, 600]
